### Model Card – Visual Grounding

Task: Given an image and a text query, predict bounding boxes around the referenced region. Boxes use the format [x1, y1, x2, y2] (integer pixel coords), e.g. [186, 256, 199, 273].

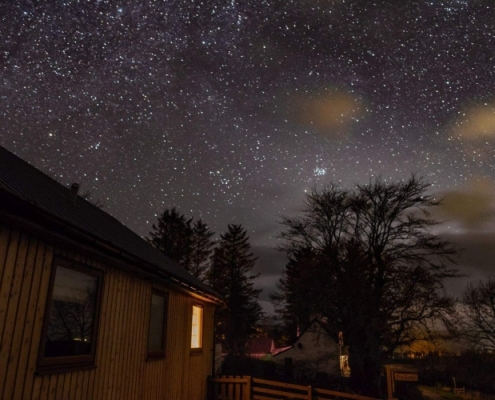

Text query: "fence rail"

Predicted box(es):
[208, 375, 381, 400]
[464, 389, 495, 400]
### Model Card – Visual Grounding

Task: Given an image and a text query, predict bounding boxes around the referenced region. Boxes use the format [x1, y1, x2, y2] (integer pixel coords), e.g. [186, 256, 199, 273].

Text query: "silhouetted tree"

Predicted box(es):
[274, 176, 459, 396]
[190, 219, 215, 281]
[209, 224, 263, 357]
[148, 207, 193, 270]
[79, 187, 106, 208]
[271, 247, 316, 344]
[148, 209, 216, 282]
[462, 279, 495, 351]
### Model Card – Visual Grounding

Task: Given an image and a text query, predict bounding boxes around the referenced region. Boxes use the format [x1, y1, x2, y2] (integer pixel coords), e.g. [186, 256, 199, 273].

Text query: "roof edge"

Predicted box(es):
[0, 187, 222, 304]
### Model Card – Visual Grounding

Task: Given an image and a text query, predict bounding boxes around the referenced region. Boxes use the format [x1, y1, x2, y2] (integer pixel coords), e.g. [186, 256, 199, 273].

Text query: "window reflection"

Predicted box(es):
[44, 266, 98, 358]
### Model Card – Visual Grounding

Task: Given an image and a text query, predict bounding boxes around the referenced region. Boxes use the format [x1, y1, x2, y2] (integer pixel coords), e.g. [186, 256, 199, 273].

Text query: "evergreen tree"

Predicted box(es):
[190, 219, 215, 281]
[209, 224, 263, 357]
[271, 247, 315, 344]
[148, 207, 193, 271]
[148, 208, 215, 282]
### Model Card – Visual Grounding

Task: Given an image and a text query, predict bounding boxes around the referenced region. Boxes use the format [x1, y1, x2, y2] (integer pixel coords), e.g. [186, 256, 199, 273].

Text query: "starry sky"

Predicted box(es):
[2, 0, 495, 311]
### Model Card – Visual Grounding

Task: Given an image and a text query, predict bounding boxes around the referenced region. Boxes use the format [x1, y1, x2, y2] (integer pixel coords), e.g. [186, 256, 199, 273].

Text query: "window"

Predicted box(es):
[147, 291, 168, 358]
[37, 259, 103, 373]
[191, 305, 203, 350]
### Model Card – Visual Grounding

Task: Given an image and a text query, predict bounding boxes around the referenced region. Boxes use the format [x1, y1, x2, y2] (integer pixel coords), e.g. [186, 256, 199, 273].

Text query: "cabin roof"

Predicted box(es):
[0, 146, 220, 302]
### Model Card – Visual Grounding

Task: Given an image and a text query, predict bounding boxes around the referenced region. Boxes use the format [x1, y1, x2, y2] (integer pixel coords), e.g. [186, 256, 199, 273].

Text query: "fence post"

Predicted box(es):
[207, 375, 212, 400]
[308, 385, 313, 400]
[244, 376, 251, 400]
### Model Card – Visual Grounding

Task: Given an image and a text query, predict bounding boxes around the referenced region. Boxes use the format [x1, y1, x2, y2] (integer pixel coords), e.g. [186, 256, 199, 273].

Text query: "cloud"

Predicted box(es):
[250, 245, 287, 313]
[454, 102, 495, 140]
[442, 231, 495, 298]
[437, 177, 495, 230]
[287, 89, 363, 139]
[252, 245, 287, 276]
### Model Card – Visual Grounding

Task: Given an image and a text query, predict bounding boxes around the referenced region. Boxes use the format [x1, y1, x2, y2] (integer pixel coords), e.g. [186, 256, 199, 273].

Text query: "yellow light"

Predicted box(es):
[191, 306, 203, 349]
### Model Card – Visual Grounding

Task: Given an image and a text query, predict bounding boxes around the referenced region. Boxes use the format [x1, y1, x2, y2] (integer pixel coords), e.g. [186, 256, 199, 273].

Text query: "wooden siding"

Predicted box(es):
[0, 224, 216, 400]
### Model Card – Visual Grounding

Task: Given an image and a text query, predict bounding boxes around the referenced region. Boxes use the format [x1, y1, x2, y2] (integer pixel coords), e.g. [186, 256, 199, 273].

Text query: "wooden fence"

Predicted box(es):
[207, 376, 381, 400]
[463, 389, 495, 400]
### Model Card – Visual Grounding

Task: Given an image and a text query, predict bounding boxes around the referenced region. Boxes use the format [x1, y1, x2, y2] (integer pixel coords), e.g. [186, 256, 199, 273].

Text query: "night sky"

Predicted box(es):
[2, 0, 495, 311]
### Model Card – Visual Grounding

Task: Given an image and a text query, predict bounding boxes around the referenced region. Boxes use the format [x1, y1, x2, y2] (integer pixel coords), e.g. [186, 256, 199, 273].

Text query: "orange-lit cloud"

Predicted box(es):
[289, 89, 363, 139]
[438, 177, 495, 229]
[454, 102, 495, 140]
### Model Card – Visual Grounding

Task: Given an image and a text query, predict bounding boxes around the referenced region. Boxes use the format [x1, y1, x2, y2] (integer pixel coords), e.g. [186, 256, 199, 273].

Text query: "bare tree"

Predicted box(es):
[79, 188, 107, 208]
[274, 176, 460, 396]
[462, 279, 495, 351]
[45, 287, 97, 357]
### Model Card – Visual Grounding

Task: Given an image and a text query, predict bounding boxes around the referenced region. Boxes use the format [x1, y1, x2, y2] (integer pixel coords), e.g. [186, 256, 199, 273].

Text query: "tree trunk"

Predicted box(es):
[348, 326, 382, 398]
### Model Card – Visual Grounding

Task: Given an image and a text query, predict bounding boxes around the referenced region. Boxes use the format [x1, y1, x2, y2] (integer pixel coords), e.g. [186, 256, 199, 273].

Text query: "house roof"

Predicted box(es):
[246, 338, 274, 355]
[299, 318, 335, 339]
[271, 346, 292, 356]
[0, 146, 220, 302]
[271, 319, 337, 357]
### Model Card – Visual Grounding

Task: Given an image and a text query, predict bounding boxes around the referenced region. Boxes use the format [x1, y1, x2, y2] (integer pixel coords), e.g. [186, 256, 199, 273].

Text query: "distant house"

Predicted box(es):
[272, 319, 343, 380]
[0, 147, 222, 400]
[246, 338, 276, 360]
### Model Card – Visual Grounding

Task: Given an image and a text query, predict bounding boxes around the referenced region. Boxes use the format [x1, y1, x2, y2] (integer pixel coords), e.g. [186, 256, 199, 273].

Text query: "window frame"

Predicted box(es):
[190, 304, 204, 353]
[37, 257, 104, 374]
[146, 289, 169, 360]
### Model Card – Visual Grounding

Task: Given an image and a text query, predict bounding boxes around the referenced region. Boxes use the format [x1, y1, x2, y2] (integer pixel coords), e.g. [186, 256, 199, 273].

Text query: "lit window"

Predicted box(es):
[38, 259, 103, 372]
[147, 291, 168, 358]
[191, 305, 203, 349]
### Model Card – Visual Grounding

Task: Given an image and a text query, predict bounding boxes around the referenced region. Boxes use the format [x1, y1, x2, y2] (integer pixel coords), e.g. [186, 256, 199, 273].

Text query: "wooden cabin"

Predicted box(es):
[0, 146, 222, 400]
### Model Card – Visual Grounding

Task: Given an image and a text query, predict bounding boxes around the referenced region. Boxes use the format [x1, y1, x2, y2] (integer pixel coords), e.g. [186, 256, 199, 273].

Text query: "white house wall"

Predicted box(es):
[273, 322, 340, 378]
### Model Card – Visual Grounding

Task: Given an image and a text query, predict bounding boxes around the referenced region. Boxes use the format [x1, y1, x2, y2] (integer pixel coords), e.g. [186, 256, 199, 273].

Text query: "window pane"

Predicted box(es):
[44, 266, 98, 358]
[148, 293, 166, 352]
[191, 306, 203, 349]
